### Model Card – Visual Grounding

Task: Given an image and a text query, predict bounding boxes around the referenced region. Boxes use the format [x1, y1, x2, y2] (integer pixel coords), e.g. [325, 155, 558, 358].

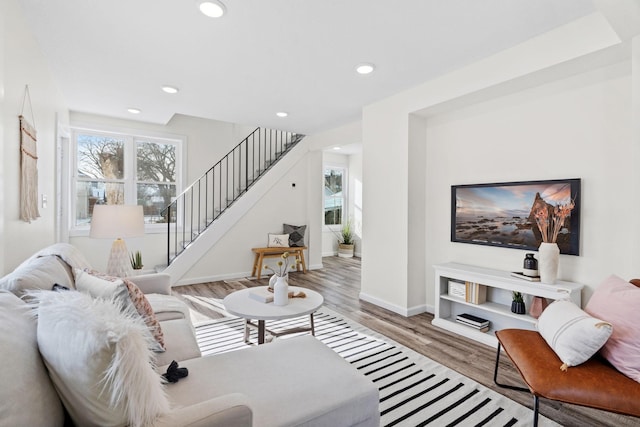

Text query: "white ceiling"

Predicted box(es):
[18, 0, 595, 135]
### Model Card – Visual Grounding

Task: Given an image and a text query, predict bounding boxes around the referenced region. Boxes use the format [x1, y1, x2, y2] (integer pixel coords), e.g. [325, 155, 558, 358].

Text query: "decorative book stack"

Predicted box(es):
[456, 313, 490, 333]
[447, 280, 487, 304]
[464, 282, 487, 304]
[510, 271, 541, 282]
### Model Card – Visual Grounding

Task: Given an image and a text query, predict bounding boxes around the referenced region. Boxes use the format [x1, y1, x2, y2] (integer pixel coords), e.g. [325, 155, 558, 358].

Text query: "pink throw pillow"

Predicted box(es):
[76, 269, 166, 352]
[585, 274, 640, 382]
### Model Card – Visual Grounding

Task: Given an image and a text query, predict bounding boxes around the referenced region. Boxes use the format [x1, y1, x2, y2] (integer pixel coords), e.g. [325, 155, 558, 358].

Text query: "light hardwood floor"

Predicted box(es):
[173, 256, 636, 427]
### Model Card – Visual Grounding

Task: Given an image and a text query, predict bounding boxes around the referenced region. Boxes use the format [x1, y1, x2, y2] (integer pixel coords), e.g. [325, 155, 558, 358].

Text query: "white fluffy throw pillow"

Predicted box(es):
[537, 299, 613, 371]
[33, 290, 170, 427]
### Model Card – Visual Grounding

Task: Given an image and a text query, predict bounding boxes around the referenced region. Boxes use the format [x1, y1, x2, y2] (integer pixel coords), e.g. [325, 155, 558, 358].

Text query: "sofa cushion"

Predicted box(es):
[585, 275, 640, 382]
[34, 290, 170, 427]
[537, 299, 612, 370]
[74, 268, 166, 352]
[162, 335, 379, 427]
[146, 293, 191, 322]
[154, 319, 202, 366]
[0, 255, 74, 296]
[0, 290, 64, 427]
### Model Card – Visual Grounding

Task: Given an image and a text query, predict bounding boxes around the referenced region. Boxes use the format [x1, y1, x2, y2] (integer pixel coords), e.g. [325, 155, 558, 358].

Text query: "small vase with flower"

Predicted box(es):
[264, 252, 299, 306]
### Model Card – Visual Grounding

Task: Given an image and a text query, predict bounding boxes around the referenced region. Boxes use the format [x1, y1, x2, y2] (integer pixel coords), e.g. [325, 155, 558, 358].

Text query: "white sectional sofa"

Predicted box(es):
[0, 243, 379, 427]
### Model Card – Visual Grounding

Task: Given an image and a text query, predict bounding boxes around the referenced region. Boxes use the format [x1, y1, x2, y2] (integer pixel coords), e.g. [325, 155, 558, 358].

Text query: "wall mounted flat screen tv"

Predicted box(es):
[451, 178, 581, 255]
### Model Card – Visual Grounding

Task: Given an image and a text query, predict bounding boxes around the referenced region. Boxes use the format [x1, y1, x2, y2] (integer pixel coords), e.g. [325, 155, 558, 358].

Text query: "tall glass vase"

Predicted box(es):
[538, 242, 560, 284]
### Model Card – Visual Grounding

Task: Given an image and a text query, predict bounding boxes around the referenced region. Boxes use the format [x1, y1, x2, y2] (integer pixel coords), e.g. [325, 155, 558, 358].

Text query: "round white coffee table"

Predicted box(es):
[223, 286, 324, 344]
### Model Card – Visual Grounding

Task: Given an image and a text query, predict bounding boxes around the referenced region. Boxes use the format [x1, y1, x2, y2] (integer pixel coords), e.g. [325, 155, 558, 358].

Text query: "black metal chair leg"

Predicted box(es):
[494, 341, 541, 426]
[493, 342, 528, 392]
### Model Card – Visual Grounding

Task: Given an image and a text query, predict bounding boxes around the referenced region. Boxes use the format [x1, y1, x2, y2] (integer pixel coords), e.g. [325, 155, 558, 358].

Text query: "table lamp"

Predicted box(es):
[90, 204, 144, 277]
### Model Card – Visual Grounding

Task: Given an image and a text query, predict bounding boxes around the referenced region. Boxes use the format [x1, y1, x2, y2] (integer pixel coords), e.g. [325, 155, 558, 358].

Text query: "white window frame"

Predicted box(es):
[323, 165, 348, 230]
[66, 124, 185, 237]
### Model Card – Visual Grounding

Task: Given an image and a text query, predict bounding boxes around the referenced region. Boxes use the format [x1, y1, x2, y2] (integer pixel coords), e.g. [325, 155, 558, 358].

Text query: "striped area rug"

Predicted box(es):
[195, 308, 559, 427]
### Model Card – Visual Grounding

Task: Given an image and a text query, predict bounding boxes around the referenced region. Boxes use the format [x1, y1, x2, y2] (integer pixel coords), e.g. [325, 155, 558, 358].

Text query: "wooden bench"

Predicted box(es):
[251, 246, 307, 279]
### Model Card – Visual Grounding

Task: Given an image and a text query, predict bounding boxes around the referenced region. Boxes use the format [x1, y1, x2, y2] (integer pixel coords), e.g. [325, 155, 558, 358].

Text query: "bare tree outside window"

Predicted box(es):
[136, 140, 177, 223]
[74, 131, 180, 227]
[76, 135, 125, 224]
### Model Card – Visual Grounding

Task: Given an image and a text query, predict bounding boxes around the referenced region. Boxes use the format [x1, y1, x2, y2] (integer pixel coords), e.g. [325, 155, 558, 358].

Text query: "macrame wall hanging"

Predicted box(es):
[19, 85, 40, 223]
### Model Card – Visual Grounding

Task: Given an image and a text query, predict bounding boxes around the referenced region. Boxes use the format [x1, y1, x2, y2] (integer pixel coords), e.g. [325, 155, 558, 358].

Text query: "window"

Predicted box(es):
[72, 128, 182, 230]
[324, 167, 346, 226]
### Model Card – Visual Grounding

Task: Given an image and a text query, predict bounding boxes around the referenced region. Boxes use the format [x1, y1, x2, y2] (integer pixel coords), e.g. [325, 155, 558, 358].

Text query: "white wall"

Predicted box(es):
[0, 0, 69, 274]
[348, 151, 363, 257]
[424, 61, 633, 305]
[361, 12, 636, 315]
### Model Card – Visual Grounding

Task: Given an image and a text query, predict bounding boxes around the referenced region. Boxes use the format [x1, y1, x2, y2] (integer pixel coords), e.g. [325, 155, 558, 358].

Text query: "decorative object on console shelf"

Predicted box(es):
[533, 190, 576, 284]
[511, 292, 526, 314]
[90, 205, 145, 277]
[529, 296, 549, 319]
[538, 242, 560, 285]
[510, 271, 541, 282]
[465, 282, 487, 304]
[450, 178, 580, 255]
[447, 280, 466, 299]
[522, 253, 538, 277]
[456, 313, 490, 332]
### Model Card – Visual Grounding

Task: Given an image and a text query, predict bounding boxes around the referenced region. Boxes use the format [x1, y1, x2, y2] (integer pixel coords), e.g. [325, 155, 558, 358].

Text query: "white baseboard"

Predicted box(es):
[407, 304, 428, 316]
[359, 292, 428, 317]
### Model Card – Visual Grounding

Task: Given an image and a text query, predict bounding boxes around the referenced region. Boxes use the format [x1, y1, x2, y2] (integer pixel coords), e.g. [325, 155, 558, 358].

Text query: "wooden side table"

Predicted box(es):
[251, 246, 307, 279]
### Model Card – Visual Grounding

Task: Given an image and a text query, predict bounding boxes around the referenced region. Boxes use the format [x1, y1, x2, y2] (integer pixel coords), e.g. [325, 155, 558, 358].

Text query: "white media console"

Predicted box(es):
[433, 262, 583, 347]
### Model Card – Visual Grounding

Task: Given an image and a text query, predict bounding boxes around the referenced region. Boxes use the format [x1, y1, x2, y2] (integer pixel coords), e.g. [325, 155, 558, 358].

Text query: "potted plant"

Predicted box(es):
[511, 291, 526, 314]
[337, 219, 355, 258]
[130, 251, 143, 270]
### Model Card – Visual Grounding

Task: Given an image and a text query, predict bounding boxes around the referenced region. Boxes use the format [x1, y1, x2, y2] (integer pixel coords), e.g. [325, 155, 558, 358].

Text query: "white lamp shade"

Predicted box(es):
[90, 205, 144, 239]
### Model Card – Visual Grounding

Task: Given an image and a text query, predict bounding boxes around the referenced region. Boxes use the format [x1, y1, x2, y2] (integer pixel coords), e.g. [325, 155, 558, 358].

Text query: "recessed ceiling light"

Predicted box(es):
[276, 111, 288, 118]
[333, 146, 341, 151]
[162, 85, 179, 94]
[127, 108, 141, 114]
[199, 1, 226, 18]
[356, 63, 375, 75]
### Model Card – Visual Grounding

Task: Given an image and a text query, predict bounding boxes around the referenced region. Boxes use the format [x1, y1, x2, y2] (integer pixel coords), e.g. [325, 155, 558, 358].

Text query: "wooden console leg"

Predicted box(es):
[299, 249, 307, 273]
[256, 253, 264, 279]
[251, 253, 259, 277]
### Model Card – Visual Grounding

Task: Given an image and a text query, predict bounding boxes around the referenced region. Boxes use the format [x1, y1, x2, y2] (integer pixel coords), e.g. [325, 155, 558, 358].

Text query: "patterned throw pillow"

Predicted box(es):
[73, 269, 166, 352]
[283, 224, 307, 247]
[268, 233, 290, 248]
